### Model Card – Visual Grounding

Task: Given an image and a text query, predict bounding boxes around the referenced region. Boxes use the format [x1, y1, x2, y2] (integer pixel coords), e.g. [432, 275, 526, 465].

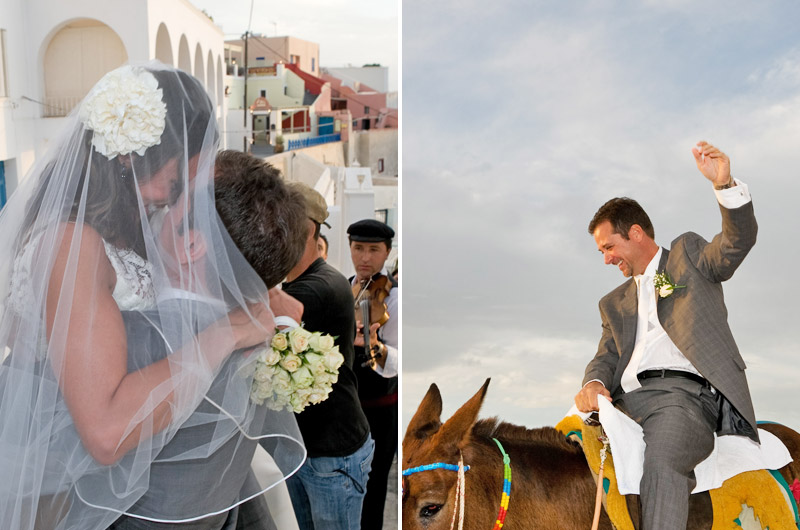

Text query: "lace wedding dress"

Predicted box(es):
[8, 234, 154, 318]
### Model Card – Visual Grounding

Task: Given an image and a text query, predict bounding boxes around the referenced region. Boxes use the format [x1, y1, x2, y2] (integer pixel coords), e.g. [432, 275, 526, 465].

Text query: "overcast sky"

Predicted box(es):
[188, 0, 399, 91]
[403, 1, 800, 436]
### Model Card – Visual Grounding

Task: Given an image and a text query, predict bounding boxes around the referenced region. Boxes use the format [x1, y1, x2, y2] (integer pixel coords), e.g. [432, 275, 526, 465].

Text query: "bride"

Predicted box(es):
[0, 63, 306, 529]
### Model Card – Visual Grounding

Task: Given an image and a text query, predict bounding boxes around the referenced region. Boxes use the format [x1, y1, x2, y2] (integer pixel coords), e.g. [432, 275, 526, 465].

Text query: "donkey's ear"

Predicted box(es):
[436, 379, 491, 450]
[403, 383, 444, 444]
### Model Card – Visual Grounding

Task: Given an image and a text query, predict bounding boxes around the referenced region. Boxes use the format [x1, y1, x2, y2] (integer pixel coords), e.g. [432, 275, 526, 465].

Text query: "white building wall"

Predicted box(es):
[324, 65, 389, 93]
[0, 0, 225, 195]
[285, 68, 305, 100]
[146, 0, 224, 75]
[260, 150, 395, 275]
[354, 128, 398, 177]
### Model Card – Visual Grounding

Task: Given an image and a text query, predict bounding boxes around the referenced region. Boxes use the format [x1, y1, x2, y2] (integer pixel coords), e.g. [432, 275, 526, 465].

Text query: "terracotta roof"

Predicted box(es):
[284, 63, 327, 95]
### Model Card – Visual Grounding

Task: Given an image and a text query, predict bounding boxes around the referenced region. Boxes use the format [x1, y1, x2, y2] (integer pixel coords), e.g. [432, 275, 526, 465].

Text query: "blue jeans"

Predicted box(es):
[287, 436, 374, 530]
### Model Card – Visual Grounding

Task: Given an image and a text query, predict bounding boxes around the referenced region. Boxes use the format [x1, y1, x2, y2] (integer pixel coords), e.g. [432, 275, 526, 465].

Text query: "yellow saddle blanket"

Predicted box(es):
[555, 415, 798, 529]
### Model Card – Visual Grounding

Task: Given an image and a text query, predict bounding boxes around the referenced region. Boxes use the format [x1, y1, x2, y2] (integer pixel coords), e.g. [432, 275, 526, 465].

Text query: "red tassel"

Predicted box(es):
[790, 478, 800, 505]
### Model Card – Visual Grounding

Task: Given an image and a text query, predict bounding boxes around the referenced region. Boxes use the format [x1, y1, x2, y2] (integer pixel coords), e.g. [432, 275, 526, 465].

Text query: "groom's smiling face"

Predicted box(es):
[593, 220, 647, 278]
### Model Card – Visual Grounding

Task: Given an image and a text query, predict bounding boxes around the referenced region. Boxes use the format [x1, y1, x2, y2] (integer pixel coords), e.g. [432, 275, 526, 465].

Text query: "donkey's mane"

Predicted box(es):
[472, 417, 576, 450]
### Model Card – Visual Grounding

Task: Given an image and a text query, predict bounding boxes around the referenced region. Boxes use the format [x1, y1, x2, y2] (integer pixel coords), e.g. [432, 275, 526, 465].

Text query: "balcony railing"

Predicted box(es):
[286, 133, 341, 151]
[43, 96, 82, 118]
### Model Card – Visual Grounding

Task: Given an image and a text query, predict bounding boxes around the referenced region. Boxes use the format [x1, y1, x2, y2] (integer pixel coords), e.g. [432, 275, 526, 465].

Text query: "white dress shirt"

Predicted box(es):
[633, 178, 752, 378]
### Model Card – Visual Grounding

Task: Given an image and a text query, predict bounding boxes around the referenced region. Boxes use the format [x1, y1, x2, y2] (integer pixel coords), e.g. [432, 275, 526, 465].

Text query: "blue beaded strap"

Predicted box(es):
[402, 462, 471, 476]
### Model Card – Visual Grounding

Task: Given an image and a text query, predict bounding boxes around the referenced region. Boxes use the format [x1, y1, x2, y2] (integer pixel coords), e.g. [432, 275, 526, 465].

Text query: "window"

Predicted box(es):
[260, 89, 266, 97]
[363, 107, 371, 130]
[290, 54, 300, 65]
[0, 30, 8, 98]
[378, 158, 385, 173]
[311, 57, 315, 72]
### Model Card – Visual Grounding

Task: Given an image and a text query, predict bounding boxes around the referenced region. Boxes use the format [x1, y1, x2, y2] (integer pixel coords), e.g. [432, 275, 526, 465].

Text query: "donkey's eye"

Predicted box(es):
[420, 504, 443, 518]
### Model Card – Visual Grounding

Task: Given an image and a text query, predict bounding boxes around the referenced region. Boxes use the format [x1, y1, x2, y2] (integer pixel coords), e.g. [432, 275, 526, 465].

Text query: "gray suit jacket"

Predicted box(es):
[119, 297, 265, 525]
[583, 201, 759, 441]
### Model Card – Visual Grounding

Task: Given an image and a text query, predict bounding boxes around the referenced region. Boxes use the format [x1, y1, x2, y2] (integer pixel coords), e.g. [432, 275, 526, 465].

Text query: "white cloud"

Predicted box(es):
[402, 333, 597, 435]
[403, 0, 800, 437]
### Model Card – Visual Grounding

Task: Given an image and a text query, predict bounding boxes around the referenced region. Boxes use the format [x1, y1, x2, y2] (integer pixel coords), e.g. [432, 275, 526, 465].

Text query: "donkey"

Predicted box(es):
[402, 379, 800, 529]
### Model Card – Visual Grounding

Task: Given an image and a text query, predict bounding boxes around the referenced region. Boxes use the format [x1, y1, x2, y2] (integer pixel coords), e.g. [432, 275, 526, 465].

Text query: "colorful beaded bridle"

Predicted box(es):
[402, 437, 512, 530]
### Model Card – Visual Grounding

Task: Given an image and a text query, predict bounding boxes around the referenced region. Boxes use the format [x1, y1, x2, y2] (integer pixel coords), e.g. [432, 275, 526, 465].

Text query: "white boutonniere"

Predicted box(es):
[653, 271, 685, 299]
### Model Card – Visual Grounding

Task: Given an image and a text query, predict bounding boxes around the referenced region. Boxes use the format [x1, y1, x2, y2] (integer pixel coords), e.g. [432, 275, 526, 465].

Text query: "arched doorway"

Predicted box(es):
[206, 50, 215, 106]
[216, 55, 223, 109]
[178, 35, 191, 74]
[43, 19, 127, 117]
[194, 43, 204, 85]
[155, 23, 173, 66]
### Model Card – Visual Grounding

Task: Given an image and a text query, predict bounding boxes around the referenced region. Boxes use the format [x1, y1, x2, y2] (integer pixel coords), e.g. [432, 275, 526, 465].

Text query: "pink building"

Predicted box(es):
[322, 73, 397, 131]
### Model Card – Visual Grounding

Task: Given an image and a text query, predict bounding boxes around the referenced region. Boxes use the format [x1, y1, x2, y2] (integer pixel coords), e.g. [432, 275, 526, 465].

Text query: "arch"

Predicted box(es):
[216, 55, 223, 109]
[206, 51, 215, 106]
[155, 23, 173, 66]
[43, 18, 127, 117]
[194, 43, 204, 85]
[178, 35, 191, 74]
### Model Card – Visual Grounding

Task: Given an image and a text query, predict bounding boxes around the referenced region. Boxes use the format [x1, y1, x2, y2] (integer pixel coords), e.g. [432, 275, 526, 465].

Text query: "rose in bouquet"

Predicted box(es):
[250, 326, 345, 413]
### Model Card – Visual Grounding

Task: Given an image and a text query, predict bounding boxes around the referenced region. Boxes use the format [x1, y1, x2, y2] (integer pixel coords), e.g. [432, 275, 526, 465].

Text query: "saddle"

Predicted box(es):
[555, 414, 800, 529]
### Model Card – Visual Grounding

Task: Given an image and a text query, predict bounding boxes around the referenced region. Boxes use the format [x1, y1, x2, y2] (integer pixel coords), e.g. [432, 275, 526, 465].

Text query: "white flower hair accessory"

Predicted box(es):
[80, 66, 167, 159]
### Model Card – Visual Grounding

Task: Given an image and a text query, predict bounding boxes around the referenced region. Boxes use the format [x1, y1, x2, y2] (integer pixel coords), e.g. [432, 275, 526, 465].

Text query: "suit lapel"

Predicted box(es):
[657, 247, 669, 276]
[656, 247, 671, 320]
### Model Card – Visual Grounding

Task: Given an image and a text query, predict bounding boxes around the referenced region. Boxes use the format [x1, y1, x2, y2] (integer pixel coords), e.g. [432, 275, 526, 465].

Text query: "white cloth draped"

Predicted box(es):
[565, 400, 792, 494]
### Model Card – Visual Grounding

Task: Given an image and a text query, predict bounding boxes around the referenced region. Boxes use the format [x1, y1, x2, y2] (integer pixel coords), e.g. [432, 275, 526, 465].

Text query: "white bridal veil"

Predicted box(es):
[0, 62, 305, 529]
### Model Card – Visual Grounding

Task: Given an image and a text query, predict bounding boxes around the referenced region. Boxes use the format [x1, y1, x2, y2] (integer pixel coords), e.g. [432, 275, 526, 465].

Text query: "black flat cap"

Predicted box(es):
[347, 219, 395, 242]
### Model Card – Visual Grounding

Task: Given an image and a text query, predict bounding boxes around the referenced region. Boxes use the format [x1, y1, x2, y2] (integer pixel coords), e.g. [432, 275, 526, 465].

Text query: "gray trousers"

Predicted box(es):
[615, 376, 719, 530]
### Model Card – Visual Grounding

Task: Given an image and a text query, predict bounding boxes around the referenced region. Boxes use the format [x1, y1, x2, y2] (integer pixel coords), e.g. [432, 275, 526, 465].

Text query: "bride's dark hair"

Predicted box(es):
[22, 66, 215, 256]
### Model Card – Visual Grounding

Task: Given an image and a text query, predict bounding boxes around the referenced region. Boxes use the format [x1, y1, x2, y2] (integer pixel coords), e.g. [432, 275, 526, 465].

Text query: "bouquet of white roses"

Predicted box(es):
[250, 326, 345, 413]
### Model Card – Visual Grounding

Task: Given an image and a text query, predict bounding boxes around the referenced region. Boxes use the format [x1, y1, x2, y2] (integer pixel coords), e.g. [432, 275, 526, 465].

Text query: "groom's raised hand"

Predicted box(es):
[692, 141, 732, 189]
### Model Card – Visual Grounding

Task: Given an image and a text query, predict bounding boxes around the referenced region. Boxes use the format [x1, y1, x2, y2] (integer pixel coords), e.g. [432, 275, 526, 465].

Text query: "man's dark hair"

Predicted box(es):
[318, 233, 328, 251]
[588, 197, 655, 240]
[214, 150, 307, 288]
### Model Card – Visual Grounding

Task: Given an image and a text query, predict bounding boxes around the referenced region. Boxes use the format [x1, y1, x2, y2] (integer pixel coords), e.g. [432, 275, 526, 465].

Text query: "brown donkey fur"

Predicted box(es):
[402, 380, 800, 530]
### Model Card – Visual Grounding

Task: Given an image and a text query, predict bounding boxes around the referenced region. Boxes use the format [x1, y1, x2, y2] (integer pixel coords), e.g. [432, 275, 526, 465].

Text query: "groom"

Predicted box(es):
[111, 150, 308, 530]
[574, 142, 758, 530]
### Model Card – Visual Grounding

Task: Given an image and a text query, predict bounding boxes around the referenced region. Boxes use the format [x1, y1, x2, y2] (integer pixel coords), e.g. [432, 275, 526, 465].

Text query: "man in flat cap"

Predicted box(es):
[347, 218, 398, 530]
[275, 184, 374, 530]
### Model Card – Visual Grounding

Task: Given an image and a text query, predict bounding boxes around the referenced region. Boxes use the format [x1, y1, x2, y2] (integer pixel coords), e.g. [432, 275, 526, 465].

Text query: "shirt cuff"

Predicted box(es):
[372, 345, 398, 378]
[715, 178, 751, 209]
[584, 379, 606, 388]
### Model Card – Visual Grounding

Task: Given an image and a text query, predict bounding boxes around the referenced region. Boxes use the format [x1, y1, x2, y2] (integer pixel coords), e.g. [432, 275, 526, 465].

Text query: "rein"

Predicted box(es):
[591, 432, 610, 530]
[402, 437, 512, 530]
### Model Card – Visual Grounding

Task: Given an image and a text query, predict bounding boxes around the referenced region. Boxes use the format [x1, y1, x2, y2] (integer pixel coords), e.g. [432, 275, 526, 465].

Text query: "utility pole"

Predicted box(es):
[242, 30, 249, 152]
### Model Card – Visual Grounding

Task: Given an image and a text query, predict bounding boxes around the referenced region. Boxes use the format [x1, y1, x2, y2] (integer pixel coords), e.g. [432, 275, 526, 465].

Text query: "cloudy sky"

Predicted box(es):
[402, 1, 800, 435]
[189, 0, 399, 91]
